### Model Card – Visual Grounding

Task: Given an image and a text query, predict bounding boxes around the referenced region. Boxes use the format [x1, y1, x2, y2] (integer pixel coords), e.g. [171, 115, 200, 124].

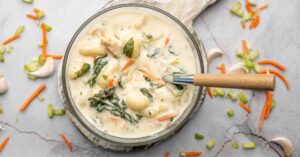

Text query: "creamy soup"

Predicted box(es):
[67, 9, 197, 138]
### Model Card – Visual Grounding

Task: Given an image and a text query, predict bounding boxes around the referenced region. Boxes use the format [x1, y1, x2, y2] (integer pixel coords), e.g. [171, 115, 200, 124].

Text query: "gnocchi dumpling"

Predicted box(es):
[88, 24, 104, 37]
[79, 35, 107, 57]
[101, 35, 122, 57]
[96, 59, 120, 88]
[142, 103, 168, 117]
[134, 15, 146, 29]
[126, 93, 150, 111]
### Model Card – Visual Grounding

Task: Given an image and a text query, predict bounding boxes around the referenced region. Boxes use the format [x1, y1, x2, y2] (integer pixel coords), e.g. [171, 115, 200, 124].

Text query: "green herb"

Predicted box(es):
[237, 91, 248, 104]
[140, 88, 153, 100]
[53, 109, 65, 115]
[168, 45, 177, 55]
[194, 133, 204, 140]
[48, 104, 54, 118]
[213, 88, 225, 97]
[242, 141, 256, 149]
[230, 2, 244, 17]
[15, 25, 25, 36]
[174, 84, 184, 90]
[227, 109, 235, 117]
[241, 13, 254, 23]
[88, 88, 139, 123]
[206, 139, 216, 149]
[87, 56, 108, 87]
[147, 48, 160, 58]
[72, 63, 90, 79]
[23, 0, 34, 3]
[231, 143, 239, 149]
[227, 90, 237, 101]
[123, 37, 134, 58]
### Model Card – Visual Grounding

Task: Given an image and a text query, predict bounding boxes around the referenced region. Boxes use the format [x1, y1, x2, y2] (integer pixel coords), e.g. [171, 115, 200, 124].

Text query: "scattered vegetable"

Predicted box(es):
[206, 139, 216, 149]
[87, 56, 108, 87]
[242, 40, 249, 55]
[230, 2, 244, 17]
[254, 3, 269, 15]
[245, 2, 255, 14]
[231, 143, 239, 149]
[46, 54, 63, 59]
[60, 133, 73, 152]
[41, 23, 47, 59]
[2, 35, 20, 45]
[15, 25, 25, 36]
[249, 15, 260, 29]
[23, 0, 34, 4]
[29, 57, 54, 78]
[194, 133, 205, 140]
[239, 102, 252, 113]
[164, 151, 169, 157]
[257, 59, 286, 71]
[157, 113, 176, 121]
[19, 83, 46, 111]
[269, 137, 293, 157]
[121, 58, 135, 72]
[216, 63, 226, 74]
[37, 95, 45, 102]
[179, 151, 202, 156]
[227, 90, 237, 101]
[70, 63, 90, 79]
[207, 87, 213, 98]
[264, 91, 273, 119]
[237, 91, 248, 104]
[242, 141, 256, 149]
[213, 88, 225, 97]
[0, 104, 3, 113]
[258, 69, 290, 90]
[26, 14, 38, 21]
[227, 109, 235, 117]
[0, 136, 10, 152]
[48, 104, 54, 118]
[53, 109, 66, 115]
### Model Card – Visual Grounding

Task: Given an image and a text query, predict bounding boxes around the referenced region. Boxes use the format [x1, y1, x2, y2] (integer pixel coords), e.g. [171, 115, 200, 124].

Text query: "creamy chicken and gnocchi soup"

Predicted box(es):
[67, 9, 197, 138]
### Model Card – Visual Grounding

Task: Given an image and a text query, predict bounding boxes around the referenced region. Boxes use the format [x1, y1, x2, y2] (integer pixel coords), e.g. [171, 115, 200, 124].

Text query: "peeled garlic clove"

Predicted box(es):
[30, 57, 54, 78]
[0, 73, 8, 94]
[228, 64, 248, 74]
[207, 48, 224, 64]
[270, 137, 293, 157]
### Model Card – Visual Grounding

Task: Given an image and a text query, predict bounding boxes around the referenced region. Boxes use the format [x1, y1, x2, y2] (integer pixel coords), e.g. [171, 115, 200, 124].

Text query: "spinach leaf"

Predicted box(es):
[168, 45, 177, 56]
[174, 84, 184, 90]
[140, 88, 153, 100]
[87, 57, 108, 87]
[147, 48, 160, 58]
[123, 37, 134, 58]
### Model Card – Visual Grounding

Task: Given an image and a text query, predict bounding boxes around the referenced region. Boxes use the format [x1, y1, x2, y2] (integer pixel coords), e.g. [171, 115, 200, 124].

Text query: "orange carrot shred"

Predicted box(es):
[157, 113, 176, 121]
[182, 151, 203, 156]
[245, 2, 255, 14]
[241, 23, 246, 29]
[139, 68, 162, 82]
[46, 54, 64, 59]
[207, 87, 213, 99]
[60, 133, 73, 152]
[259, 101, 267, 129]
[216, 63, 226, 74]
[0, 136, 10, 152]
[254, 3, 269, 15]
[264, 91, 273, 119]
[19, 83, 46, 111]
[257, 59, 286, 71]
[239, 102, 252, 113]
[121, 58, 135, 72]
[164, 36, 170, 47]
[41, 23, 47, 60]
[164, 151, 169, 157]
[242, 40, 249, 55]
[33, 8, 42, 13]
[258, 69, 290, 90]
[26, 14, 38, 21]
[2, 35, 20, 45]
[249, 16, 260, 29]
[107, 78, 115, 89]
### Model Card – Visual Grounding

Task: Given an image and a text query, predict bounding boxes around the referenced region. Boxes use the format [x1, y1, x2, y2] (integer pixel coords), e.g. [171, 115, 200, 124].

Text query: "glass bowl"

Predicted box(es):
[59, 3, 207, 151]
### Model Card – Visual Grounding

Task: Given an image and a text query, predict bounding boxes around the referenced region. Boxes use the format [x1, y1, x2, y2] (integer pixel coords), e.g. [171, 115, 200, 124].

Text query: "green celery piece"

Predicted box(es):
[0, 55, 4, 62]
[236, 50, 245, 59]
[23, 0, 34, 3]
[230, 2, 244, 17]
[194, 133, 205, 140]
[36, 11, 45, 19]
[206, 139, 216, 149]
[24, 62, 40, 72]
[248, 50, 260, 61]
[0, 46, 6, 54]
[253, 63, 261, 72]
[15, 25, 25, 36]
[48, 104, 54, 118]
[45, 24, 52, 32]
[213, 88, 225, 97]
[241, 13, 254, 23]
[38, 55, 44, 65]
[237, 91, 248, 104]
[53, 109, 66, 115]
[242, 141, 256, 149]
[231, 143, 239, 149]
[227, 90, 237, 101]
[227, 109, 235, 117]
[243, 59, 254, 70]
[27, 74, 37, 80]
[231, 9, 244, 17]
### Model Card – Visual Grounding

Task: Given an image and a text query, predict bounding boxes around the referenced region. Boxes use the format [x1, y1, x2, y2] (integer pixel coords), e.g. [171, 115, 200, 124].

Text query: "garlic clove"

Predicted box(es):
[269, 137, 293, 157]
[30, 57, 54, 78]
[207, 48, 224, 64]
[228, 64, 248, 74]
[0, 73, 8, 94]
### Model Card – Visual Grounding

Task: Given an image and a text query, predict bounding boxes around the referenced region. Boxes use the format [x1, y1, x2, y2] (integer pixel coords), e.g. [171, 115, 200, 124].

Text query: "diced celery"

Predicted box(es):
[242, 141, 256, 149]
[24, 62, 40, 72]
[36, 11, 45, 19]
[195, 133, 205, 140]
[227, 109, 235, 117]
[213, 88, 225, 97]
[236, 50, 245, 59]
[45, 24, 52, 32]
[243, 59, 254, 70]
[48, 104, 54, 118]
[0, 46, 6, 54]
[248, 50, 260, 61]
[227, 90, 237, 101]
[231, 143, 239, 149]
[206, 139, 216, 149]
[241, 13, 254, 23]
[15, 25, 25, 36]
[53, 109, 66, 115]
[237, 91, 248, 104]
[230, 2, 244, 17]
[22, 0, 34, 4]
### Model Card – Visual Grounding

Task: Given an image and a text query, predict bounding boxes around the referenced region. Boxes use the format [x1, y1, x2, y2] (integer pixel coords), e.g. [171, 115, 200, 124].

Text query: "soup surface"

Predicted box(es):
[67, 9, 197, 138]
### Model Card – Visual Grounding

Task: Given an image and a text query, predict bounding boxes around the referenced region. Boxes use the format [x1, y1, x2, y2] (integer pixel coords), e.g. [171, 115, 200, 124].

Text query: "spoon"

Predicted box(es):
[163, 74, 275, 90]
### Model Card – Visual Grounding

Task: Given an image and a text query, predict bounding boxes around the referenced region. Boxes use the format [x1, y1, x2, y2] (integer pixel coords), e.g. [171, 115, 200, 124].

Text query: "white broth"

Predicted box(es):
[67, 9, 197, 138]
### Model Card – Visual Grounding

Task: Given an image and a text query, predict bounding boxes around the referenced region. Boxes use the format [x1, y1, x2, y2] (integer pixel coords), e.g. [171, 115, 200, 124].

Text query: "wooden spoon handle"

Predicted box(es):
[193, 74, 275, 90]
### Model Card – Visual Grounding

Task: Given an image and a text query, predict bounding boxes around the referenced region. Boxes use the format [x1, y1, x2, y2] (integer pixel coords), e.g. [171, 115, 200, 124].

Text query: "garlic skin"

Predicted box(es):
[228, 64, 248, 74]
[270, 137, 293, 157]
[0, 73, 8, 94]
[207, 48, 224, 64]
[30, 57, 54, 78]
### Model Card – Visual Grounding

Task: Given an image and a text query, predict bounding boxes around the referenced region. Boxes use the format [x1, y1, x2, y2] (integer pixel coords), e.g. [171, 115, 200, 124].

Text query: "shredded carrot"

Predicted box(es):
[41, 23, 47, 60]
[249, 16, 260, 29]
[60, 133, 73, 152]
[121, 58, 135, 72]
[242, 40, 249, 55]
[216, 63, 226, 74]
[241, 23, 246, 29]
[46, 54, 64, 59]
[239, 102, 252, 113]
[254, 3, 269, 15]
[26, 14, 38, 20]
[183, 151, 203, 156]
[33, 8, 42, 13]
[19, 83, 46, 111]
[2, 35, 20, 45]
[107, 78, 115, 89]
[258, 69, 290, 90]
[157, 113, 176, 121]
[139, 68, 162, 81]
[257, 59, 286, 71]
[0, 136, 10, 152]
[207, 87, 213, 98]
[259, 101, 267, 129]
[164, 36, 170, 47]
[164, 151, 169, 157]
[264, 91, 273, 119]
[245, 2, 255, 14]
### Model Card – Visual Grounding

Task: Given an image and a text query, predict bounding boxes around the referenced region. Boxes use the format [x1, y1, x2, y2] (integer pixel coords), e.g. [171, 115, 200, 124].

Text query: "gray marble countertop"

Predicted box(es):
[0, 0, 299, 156]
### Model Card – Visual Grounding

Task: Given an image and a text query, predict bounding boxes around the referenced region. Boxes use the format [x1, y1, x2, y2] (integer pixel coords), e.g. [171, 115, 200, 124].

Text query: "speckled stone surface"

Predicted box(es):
[0, 0, 300, 157]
